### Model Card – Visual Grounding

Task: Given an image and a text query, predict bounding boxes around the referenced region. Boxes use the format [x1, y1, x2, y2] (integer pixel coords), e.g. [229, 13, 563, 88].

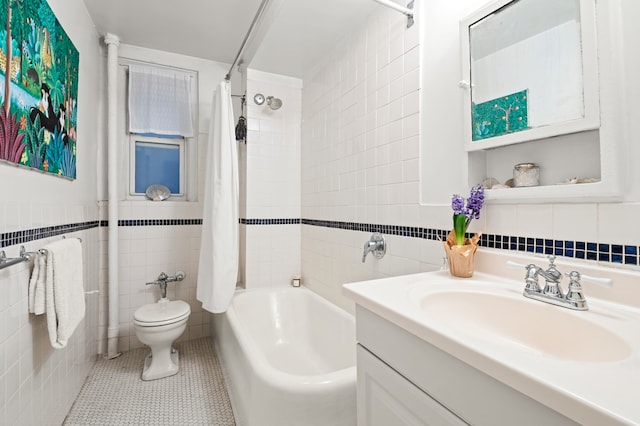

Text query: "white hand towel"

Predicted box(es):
[43, 239, 85, 349]
[28, 252, 46, 314]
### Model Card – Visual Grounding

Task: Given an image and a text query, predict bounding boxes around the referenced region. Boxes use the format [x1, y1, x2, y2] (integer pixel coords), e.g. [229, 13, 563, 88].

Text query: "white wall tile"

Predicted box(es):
[242, 70, 303, 287]
[516, 204, 553, 239]
[598, 203, 640, 246]
[553, 204, 598, 242]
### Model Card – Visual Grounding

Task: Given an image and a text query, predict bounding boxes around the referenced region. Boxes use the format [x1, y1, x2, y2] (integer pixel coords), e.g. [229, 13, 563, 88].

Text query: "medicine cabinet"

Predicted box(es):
[461, 0, 599, 151]
[459, 0, 626, 203]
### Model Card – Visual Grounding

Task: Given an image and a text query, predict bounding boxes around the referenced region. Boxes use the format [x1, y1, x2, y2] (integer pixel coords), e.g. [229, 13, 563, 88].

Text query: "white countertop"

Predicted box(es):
[343, 251, 640, 426]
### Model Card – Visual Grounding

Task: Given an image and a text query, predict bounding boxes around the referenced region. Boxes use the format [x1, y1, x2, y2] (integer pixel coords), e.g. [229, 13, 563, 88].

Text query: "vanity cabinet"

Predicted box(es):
[357, 345, 466, 426]
[355, 306, 579, 426]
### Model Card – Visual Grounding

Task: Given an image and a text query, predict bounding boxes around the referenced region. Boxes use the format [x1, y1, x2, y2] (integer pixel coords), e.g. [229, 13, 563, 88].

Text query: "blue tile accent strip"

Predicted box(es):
[240, 218, 301, 225]
[299, 218, 640, 267]
[0, 221, 100, 248]
[117, 219, 202, 226]
[4, 217, 639, 268]
[0, 219, 202, 248]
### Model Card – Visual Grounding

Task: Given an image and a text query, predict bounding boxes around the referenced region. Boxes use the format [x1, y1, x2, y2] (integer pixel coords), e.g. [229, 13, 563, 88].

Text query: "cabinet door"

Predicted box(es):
[357, 345, 468, 426]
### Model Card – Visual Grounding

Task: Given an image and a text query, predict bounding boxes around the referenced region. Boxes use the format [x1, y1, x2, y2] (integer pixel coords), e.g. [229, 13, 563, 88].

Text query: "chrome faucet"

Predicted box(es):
[362, 232, 386, 263]
[509, 256, 613, 311]
[146, 271, 185, 299]
[536, 255, 563, 298]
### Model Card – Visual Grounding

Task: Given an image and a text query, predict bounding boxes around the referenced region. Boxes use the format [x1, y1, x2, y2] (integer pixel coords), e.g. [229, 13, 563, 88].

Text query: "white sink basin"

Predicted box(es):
[419, 290, 632, 363]
[343, 255, 640, 424]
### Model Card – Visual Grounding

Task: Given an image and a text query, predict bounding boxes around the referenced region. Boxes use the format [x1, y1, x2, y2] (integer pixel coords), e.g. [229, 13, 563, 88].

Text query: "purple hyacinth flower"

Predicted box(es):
[451, 195, 465, 215]
[465, 184, 485, 219]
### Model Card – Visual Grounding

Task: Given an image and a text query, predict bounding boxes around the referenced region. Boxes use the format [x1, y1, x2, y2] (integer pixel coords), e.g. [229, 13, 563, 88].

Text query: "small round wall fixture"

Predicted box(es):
[254, 93, 265, 105]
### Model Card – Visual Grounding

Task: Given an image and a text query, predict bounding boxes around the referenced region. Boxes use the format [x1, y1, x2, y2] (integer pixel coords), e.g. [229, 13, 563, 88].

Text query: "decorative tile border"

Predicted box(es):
[118, 219, 202, 226]
[300, 218, 640, 267]
[0, 219, 202, 248]
[240, 218, 301, 225]
[3, 217, 638, 267]
[1, 221, 100, 248]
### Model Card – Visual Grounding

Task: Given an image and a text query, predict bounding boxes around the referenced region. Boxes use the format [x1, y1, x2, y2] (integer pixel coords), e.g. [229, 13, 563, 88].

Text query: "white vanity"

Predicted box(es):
[343, 250, 640, 425]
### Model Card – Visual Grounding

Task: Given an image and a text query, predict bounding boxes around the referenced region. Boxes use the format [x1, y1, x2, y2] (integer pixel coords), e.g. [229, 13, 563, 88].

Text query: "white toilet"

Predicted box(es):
[134, 298, 191, 381]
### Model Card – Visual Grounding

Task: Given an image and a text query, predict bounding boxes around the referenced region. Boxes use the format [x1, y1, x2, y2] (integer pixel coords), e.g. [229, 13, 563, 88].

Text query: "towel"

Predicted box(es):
[29, 239, 86, 349]
[28, 252, 46, 314]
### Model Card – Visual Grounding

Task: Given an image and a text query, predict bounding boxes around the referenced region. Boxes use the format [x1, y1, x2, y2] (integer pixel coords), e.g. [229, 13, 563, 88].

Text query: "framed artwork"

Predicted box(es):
[0, 0, 79, 179]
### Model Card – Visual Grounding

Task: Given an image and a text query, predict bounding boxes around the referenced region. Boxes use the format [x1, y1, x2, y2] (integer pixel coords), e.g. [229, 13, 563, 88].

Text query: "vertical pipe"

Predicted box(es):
[104, 33, 121, 359]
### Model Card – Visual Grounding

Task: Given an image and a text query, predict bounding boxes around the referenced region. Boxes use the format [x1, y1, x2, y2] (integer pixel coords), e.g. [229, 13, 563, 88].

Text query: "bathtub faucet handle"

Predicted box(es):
[362, 232, 386, 263]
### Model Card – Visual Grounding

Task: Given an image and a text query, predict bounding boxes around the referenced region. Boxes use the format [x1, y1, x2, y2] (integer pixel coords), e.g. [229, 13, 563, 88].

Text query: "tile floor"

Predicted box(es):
[63, 337, 236, 425]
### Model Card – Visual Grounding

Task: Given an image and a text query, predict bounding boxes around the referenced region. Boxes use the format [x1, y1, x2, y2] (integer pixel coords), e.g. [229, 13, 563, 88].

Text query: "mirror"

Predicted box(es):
[461, 0, 599, 150]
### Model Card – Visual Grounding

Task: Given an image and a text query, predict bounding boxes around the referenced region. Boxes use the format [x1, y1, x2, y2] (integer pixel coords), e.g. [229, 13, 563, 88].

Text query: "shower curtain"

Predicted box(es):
[197, 80, 239, 313]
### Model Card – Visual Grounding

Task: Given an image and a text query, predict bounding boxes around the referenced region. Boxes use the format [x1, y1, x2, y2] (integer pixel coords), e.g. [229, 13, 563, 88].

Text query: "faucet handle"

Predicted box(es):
[362, 232, 386, 263]
[565, 271, 586, 305]
[565, 271, 613, 288]
[506, 260, 528, 269]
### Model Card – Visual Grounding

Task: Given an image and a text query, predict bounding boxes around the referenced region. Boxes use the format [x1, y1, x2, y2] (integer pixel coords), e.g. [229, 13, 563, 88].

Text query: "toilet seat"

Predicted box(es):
[134, 300, 191, 327]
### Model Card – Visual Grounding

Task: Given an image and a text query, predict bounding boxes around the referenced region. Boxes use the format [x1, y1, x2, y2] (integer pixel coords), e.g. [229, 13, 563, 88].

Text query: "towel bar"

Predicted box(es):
[0, 246, 35, 270]
[0, 237, 83, 271]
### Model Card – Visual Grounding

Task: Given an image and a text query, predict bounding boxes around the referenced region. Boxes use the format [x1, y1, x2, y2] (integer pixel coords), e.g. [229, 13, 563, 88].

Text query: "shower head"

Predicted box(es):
[266, 96, 283, 110]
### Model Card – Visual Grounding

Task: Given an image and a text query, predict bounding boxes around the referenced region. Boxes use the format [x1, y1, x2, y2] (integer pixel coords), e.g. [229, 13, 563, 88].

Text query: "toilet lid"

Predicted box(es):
[134, 300, 191, 324]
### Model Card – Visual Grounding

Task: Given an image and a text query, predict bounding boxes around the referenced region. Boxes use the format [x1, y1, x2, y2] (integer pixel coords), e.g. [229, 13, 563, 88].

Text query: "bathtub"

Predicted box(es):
[212, 286, 356, 426]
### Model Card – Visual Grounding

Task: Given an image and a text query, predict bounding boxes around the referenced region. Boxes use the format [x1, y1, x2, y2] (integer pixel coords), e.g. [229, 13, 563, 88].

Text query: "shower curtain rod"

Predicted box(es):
[225, 0, 272, 81]
[372, 0, 414, 27]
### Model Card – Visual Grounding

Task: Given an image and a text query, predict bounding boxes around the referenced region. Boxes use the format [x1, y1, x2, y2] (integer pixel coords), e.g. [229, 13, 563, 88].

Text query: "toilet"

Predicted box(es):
[133, 298, 191, 381]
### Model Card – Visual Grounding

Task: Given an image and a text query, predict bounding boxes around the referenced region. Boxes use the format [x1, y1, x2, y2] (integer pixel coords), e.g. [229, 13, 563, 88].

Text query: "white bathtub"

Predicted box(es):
[212, 287, 356, 426]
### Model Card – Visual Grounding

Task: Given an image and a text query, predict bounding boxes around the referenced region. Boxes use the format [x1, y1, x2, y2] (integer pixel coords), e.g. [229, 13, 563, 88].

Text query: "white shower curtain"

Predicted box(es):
[197, 80, 239, 313]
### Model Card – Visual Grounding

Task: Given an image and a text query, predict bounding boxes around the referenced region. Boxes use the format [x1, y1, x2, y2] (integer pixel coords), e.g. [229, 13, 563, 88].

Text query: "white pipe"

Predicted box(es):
[104, 33, 121, 359]
[372, 0, 413, 18]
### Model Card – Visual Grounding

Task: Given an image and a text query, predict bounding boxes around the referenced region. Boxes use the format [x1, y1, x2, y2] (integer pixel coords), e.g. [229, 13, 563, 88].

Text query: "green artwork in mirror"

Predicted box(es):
[472, 89, 528, 141]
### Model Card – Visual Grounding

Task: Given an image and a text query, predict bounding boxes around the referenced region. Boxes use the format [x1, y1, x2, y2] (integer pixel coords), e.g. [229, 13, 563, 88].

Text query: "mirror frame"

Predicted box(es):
[460, 0, 600, 151]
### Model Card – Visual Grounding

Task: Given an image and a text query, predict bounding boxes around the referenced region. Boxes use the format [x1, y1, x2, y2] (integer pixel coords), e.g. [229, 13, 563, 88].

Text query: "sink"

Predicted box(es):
[344, 263, 640, 424]
[419, 290, 632, 363]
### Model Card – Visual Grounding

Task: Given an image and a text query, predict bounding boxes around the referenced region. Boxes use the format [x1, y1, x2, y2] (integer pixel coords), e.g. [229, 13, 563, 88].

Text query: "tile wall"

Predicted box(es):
[0, 0, 105, 422]
[106, 202, 207, 353]
[300, 6, 426, 312]
[242, 70, 303, 288]
[0, 208, 101, 425]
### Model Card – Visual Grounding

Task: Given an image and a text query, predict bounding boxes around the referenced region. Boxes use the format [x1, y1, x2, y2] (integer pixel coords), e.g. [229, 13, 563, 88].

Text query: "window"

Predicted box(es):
[129, 135, 186, 199]
[119, 60, 199, 201]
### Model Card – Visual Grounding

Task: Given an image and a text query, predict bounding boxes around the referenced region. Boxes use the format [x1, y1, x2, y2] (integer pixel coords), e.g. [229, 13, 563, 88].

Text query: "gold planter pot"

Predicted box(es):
[442, 230, 481, 278]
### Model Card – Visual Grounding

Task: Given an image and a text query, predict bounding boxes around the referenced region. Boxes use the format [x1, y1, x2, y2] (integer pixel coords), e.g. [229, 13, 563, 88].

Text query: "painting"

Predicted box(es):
[472, 89, 528, 141]
[0, 0, 79, 179]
